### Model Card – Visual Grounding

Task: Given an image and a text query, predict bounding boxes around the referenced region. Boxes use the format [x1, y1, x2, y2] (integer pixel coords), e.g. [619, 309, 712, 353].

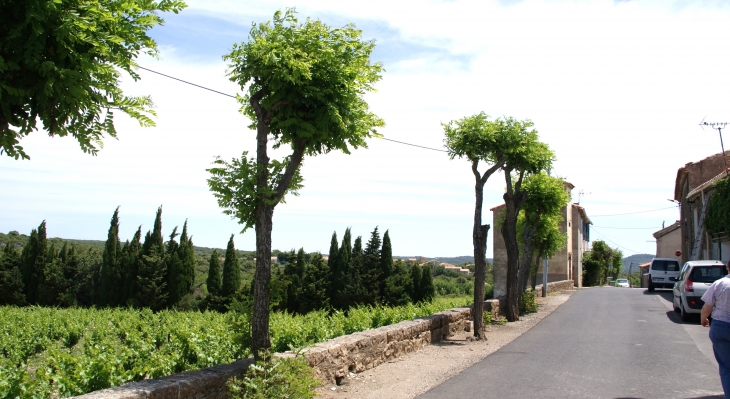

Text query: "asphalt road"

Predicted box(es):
[417, 287, 725, 399]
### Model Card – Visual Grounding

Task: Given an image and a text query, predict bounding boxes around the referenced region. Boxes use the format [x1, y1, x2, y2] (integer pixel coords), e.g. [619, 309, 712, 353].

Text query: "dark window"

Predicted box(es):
[652, 260, 680, 271]
[691, 266, 728, 283]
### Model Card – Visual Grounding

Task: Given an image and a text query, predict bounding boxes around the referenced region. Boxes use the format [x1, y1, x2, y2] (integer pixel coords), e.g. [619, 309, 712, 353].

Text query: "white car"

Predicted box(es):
[615, 278, 630, 288]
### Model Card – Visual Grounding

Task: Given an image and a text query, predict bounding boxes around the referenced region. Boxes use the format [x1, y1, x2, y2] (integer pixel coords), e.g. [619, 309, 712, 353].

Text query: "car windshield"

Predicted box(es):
[653, 260, 680, 271]
[691, 266, 728, 283]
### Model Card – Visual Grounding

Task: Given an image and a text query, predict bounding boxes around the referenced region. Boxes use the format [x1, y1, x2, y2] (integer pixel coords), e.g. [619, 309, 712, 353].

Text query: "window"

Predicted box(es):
[691, 266, 727, 283]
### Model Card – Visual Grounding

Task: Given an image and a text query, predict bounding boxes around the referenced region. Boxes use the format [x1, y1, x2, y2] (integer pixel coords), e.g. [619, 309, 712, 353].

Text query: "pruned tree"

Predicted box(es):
[515, 173, 570, 292]
[443, 112, 508, 339]
[0, 0, 186, 160]
[498, 118, 553, 322]
[207, 9, 383, 358]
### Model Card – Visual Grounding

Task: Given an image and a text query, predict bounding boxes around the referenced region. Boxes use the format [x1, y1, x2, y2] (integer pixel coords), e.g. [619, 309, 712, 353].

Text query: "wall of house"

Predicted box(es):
[656, 228, 681, 260]
[571, 207, 587, 288]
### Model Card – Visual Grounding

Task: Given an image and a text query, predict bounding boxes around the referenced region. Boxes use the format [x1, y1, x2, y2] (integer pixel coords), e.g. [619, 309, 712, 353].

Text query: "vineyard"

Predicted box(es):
[0, 297, 470, 398]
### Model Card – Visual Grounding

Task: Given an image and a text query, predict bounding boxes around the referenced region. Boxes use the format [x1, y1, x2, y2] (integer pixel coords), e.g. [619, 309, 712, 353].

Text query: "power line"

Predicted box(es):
[590, 206, 677, 217]
[138, 65, 447, 152]
[382, 138, 447, 152]
[138, 66, 236, 98]
[590, 226, 644, 254]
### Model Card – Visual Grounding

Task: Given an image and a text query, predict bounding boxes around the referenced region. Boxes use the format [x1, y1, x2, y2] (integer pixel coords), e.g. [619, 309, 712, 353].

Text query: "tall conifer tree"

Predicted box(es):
[299, 253, 330, 313]
[342, 236, 368, 308]
[206, 250, 222, 297]
[362, 227, 382, 303]
[326, 232, 339, 305]
[135, 209, 168, 310]
[165, 227, 183, 306]
[100, 207, 122, 306]
[178, 220, 196, 299]
[409, 263, 422, 303]
[21, 221, 48, 304]
[121, 227, 142, 304]
[333, 228, 352, 309]
[0, 242, 25, 305]
[419, 264, 435, 303]
[221, 235, 241, 299]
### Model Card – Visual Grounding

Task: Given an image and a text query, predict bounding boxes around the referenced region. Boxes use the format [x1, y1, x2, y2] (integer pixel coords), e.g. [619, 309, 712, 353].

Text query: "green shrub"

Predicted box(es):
[228, 350, 320, 399]
[519, 290, 538, 314]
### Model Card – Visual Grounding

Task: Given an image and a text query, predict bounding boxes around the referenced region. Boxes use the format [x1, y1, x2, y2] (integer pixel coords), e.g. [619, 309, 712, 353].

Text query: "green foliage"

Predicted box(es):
[221, 235, 241, 300]
[383, 261, 412, 306]
[0, 298, 470, 397]
[228, 350, 320, 399]
[207, 153, 304, 233]
[419, 264, 435, 303]
[207, 250, 222, 297]
[224, 8, 385, 155]
[0, 0, 186, 160]
[583, 241, 623, 286]
[706, 177, 730, 236]
[519, 290, 538, 314]
[298, 253, 330, 314]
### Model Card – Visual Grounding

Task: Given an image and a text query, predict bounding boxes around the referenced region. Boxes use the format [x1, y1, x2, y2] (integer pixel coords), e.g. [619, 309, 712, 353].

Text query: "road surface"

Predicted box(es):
[417, 287, 724, 399]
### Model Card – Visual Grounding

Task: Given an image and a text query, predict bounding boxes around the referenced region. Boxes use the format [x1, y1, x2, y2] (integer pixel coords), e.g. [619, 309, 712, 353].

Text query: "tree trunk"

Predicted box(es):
[502, 198, 521, 322]
[252, 204, 273, 359]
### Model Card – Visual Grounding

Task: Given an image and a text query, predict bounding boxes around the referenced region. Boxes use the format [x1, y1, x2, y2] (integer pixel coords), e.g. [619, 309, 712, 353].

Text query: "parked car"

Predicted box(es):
[615, 278, 630, 288]
[647, 257, 681, 292]
[673, 260, 727, 322]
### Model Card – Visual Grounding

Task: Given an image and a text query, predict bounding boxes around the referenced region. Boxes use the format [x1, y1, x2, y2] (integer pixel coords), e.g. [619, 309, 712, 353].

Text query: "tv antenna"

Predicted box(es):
[576, 189, 590, 204]
[699, 117, 729, 176]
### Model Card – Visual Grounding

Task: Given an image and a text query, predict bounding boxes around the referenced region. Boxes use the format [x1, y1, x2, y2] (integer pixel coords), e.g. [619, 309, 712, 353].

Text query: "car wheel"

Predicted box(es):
[680, 301, 692, 322]
[648, 280, 654, 292]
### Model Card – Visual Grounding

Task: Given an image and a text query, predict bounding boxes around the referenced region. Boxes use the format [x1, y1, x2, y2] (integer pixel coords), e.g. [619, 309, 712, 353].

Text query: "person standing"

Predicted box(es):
[701, 260, 730, 399]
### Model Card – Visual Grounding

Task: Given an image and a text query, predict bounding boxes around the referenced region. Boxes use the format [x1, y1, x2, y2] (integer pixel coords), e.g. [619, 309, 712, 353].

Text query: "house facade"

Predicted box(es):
[491, 182, 592, 298]
[674, 151, 730, 264]
[652, 221, 681, 260]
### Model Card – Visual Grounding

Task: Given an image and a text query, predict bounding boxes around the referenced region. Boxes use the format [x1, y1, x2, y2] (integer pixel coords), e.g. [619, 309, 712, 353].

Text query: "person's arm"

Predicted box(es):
[702, 304, 713, 327]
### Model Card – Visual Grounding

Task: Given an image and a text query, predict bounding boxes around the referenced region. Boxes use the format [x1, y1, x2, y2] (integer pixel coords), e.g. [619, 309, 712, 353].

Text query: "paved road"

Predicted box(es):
[417, 287, 725, 399]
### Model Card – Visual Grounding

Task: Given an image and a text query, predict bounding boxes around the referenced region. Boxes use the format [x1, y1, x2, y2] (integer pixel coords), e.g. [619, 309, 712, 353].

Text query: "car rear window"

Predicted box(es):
[691, 266, 728, 283]
[652, 260, 680, 271]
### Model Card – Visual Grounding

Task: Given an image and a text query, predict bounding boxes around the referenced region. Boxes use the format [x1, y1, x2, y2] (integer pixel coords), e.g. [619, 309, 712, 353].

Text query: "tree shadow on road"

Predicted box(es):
[615, 396, 723, 399]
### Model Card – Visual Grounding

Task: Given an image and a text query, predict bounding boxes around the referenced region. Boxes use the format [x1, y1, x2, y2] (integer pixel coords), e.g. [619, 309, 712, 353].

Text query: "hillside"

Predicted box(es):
[622, 253, 654, 272]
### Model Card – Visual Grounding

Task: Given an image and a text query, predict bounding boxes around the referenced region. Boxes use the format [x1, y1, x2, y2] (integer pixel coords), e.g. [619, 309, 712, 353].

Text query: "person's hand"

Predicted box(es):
[702, 318, 710, 327]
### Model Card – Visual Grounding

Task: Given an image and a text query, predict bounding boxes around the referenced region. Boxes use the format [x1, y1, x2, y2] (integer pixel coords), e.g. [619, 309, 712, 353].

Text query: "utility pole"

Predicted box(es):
[542, 256, 548, 297]
[628, 262, 633, 288]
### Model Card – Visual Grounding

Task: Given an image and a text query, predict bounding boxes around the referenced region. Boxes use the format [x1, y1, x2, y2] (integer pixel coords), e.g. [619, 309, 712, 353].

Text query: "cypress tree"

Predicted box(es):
[295, 248, 306, 279]
[21, 221, 48, 304]
[342, 236, 368, 308]
[178, 220, 196, 299]
[334, 228, 352, 309]
[326, 231, 339, 303]
[206, 249, 222, 297]
[121, 227, 142, 304]
[165, 227, 183, 306]
[100, 207, 122, 307]
[380, 230, 393, 284]
[299, 253, 331, 314]
[383, 261, 411, 306]
[220, 234, 241, 299]
[135, 209, 168, 309]
[362, 227, 382, 303]
[58, 242, 68, 264]
[409, 263, 422, 302]
[419, 264, 435, 303]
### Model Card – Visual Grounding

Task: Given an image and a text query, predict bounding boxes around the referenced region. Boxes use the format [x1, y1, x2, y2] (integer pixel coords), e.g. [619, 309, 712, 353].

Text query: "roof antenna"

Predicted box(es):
[699, 118, 729, 176]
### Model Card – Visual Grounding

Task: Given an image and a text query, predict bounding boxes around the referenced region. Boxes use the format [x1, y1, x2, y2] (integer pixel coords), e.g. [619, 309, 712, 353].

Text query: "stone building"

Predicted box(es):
[673, 151, 730, 264]
[491, 182, 592, 298]
[652, 221, 681, 260]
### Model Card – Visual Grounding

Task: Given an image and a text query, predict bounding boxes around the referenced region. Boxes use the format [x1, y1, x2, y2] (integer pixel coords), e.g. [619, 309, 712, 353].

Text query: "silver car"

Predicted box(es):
[673, 260, 727, 322]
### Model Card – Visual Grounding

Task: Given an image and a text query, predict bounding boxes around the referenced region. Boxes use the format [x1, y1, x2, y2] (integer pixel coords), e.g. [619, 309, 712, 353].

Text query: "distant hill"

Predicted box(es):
[434, 256, 477, 265]
[622, 254, 654, 272]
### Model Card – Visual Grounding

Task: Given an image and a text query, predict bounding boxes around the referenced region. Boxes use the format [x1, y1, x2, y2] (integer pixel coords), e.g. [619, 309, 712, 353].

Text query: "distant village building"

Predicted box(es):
[440, 263, 471, 276]
[491, 181, 592, 298]
[652, 221, 681, 261]
[673, 150, 730, 264]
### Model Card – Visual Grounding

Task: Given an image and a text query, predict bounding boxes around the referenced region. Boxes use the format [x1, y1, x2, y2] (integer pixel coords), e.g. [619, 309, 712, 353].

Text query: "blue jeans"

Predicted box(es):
[710, 319, 730, 399]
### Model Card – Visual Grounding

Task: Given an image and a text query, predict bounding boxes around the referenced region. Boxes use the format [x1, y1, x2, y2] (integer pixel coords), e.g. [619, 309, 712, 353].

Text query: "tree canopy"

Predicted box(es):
[0, 0, 186, 160]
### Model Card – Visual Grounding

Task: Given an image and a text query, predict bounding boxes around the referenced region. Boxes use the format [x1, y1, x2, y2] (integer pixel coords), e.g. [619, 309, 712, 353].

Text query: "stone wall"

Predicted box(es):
[72, 301, 504, 398]
[535, 279, 574, 295]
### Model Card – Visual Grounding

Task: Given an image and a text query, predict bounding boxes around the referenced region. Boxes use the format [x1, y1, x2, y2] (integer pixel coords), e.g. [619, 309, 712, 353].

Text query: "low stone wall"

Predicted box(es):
[72, 297, 507, 398]
[535, 280, 574, 295]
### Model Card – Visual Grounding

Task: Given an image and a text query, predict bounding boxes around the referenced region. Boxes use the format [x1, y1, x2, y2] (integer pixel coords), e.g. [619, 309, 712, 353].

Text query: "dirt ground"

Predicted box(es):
[314, 290, 576, 399]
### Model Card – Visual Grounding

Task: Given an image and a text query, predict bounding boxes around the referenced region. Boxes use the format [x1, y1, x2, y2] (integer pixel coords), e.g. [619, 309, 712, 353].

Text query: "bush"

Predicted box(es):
[228, 350, 320, 399]
[519, 290, 538, 314]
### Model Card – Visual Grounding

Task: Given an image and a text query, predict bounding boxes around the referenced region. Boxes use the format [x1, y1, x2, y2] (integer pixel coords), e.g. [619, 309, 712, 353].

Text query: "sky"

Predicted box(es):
[2, 0, 730, 258]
